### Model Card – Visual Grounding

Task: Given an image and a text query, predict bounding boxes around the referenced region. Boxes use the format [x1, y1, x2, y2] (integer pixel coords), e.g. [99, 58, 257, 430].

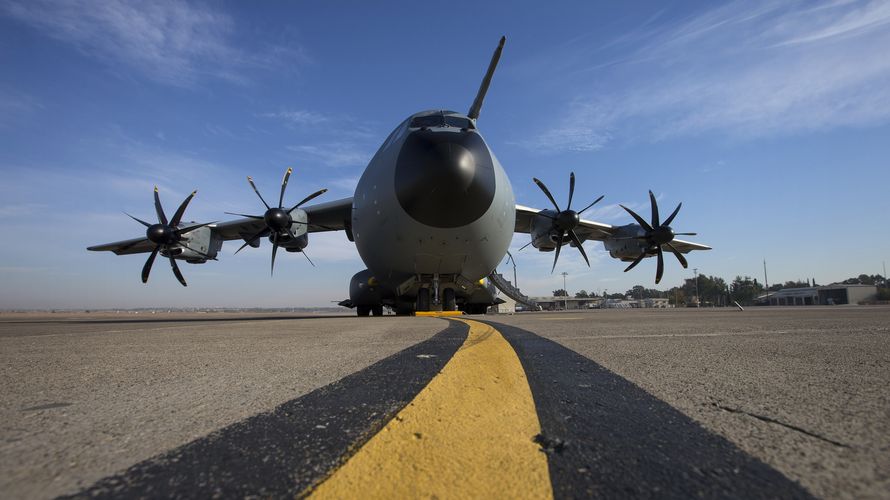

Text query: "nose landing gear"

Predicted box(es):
[415, 285, 457, 313]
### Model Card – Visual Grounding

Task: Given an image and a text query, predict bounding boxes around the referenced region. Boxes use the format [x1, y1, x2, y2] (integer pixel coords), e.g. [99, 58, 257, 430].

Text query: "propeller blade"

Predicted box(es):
[170, 190, 197, 227]
[649, 190, 660, 227]
[568, 229, 590, 267]
[517, 240, 534, 252]
[177, 221, 216, 235]
[624, 252, 647, 273]
[169, 255, 187, 286]
[153, 187, 168, 225]
[247, 176, 270, 210]
[567, 172, 575, 211]
[141, 246, 159, 283]
[224, 212, 264, 220]
[270, 232, 279, 276]
[289, 188, 328, 212]
[550, 231, 564, 273]
[674, 232, 698, 236]
[655, 246, 664, 284]
[301, 249, 315, 267]
[234, 228, 269, 254]
[125, 212, 152, 227]
[278, 167, 292, 208]
[666, 242, 688, 269]
[620, 205, 654, 232]
[533, 178, 561, 212]
[578, 195, 605, 214]
[663, 202, 682, 227]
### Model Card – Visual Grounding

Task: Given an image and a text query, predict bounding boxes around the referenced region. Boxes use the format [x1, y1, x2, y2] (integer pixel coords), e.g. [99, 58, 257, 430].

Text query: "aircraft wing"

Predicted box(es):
[303, 197, 354, 233]
[668, 238, 712, 253]
[87, 237, 157, 256]
[514, 204, 615, 241]
[212, 197, 354, 240]
[89, 197, 354, 255]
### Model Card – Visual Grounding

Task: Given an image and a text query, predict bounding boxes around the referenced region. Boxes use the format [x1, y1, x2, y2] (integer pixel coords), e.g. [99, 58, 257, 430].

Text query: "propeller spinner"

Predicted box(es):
[226, 168, 327, 275]
[619, 191, 697, 284]
[532, 172, 604, 273]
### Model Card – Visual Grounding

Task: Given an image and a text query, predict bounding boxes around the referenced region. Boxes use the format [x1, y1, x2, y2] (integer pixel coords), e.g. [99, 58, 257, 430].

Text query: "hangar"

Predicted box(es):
[758, 284, 877, 306]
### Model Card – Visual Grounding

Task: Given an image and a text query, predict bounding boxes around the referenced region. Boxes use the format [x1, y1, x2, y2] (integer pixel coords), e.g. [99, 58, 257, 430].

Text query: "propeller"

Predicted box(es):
[532, 172, 605, 273]
[619, 190, 698, 284]
[125, 187, 214, 287]
[226, 167, 327, 275]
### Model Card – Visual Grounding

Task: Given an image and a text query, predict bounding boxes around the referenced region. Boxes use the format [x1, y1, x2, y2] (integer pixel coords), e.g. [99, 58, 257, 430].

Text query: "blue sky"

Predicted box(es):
[1, 0, 888, 309]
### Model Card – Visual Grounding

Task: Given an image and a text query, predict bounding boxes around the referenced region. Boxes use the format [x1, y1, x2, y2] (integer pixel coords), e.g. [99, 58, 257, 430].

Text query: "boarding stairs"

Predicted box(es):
[488, 272, 540, 311]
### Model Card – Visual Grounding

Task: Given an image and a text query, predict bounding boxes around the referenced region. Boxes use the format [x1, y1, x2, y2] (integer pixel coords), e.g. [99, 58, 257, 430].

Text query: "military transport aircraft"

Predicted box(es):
[88, 37, 710, 316]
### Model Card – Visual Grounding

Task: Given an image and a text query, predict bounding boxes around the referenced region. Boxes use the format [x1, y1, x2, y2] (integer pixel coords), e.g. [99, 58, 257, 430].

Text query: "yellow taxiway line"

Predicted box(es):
[308, 319, 553, 499]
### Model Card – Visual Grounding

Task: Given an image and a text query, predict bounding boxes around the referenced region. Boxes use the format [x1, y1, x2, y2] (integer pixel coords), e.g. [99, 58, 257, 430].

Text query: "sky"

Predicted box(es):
[1, 0, 888, 309]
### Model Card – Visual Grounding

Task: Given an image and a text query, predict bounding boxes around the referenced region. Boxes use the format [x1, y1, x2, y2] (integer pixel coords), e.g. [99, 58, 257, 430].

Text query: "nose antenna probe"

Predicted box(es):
[467, 36, 506, 122]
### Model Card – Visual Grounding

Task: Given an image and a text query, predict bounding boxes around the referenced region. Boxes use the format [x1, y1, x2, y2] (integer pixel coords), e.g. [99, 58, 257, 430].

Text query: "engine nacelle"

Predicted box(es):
[168, 225, 221, 263]
[528, 212, 561, 251]
[603, 224, 650, 261]
[349, 269, 383, 307]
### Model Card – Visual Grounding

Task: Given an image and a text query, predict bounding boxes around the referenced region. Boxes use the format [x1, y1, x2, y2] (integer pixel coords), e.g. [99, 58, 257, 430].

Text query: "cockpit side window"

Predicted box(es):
[409, 115, 475, 130]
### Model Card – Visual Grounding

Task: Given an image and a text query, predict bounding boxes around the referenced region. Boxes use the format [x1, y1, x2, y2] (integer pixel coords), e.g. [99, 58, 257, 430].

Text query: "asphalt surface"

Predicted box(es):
[485, 307, 890, 499]
[1, 307, 888, 499]
[0, 312, 447, 498]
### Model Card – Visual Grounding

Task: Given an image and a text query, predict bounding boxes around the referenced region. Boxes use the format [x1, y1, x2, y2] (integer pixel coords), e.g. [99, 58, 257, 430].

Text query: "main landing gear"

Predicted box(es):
[357, 305, 384, 317]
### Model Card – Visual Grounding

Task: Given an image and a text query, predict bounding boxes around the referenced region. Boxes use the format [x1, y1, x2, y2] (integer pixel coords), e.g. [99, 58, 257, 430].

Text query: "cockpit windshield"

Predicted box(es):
[409, 115, 475, 130]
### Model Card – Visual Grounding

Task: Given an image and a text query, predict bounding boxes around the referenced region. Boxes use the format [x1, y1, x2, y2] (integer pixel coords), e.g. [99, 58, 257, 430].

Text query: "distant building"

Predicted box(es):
[530, 296, 671, 310]
[531, 296, 601, 310]
[757, 284, 877, 305]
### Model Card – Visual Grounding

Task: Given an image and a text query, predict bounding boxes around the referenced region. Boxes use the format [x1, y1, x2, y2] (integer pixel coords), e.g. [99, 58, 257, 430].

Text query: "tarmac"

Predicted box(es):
[1, 307, 888, 499]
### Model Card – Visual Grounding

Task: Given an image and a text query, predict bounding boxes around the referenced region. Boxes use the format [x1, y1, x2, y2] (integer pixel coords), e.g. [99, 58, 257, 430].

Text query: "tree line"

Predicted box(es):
[553, 273, 888, 306]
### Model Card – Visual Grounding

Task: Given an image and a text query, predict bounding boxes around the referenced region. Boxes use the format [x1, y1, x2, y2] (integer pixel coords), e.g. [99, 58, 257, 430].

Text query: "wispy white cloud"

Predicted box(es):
[259, 110, 330, 126]
[2, 0, 306, 87]
[527, 0, 890, 151]
[0, 203, 47, 218]
[286, 144, 371, 168]
[327, 175, 360, 194]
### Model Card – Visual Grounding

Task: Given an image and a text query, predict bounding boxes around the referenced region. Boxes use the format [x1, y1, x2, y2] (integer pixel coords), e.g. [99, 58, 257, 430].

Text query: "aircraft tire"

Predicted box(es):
[416, 288, 431, 312]
[442, 288, 456, 311]
[371, 305, 384, 316]
[357, 306, 371, 317]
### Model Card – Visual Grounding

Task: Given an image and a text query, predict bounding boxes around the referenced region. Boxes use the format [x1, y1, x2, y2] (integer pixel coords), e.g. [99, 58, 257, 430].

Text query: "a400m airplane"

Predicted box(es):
[88, 37, 710, 316]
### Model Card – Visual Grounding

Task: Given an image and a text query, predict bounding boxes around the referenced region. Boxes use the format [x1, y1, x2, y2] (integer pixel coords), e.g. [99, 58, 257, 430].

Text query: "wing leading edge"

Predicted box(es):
[89, 197, 354, 255]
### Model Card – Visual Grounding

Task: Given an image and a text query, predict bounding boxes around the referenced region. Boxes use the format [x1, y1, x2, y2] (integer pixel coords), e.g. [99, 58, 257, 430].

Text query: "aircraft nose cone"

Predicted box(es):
[395, 130, 496, 228]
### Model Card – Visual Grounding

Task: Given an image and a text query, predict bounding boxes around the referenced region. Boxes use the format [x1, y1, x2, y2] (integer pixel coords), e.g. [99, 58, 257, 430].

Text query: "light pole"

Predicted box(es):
[561, 271, 568, 310]
[693, 268, 700, 307]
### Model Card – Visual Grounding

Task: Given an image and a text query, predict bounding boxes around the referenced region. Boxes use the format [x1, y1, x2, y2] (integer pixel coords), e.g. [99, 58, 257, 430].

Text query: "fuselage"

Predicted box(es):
[351, 110, 515, 296]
